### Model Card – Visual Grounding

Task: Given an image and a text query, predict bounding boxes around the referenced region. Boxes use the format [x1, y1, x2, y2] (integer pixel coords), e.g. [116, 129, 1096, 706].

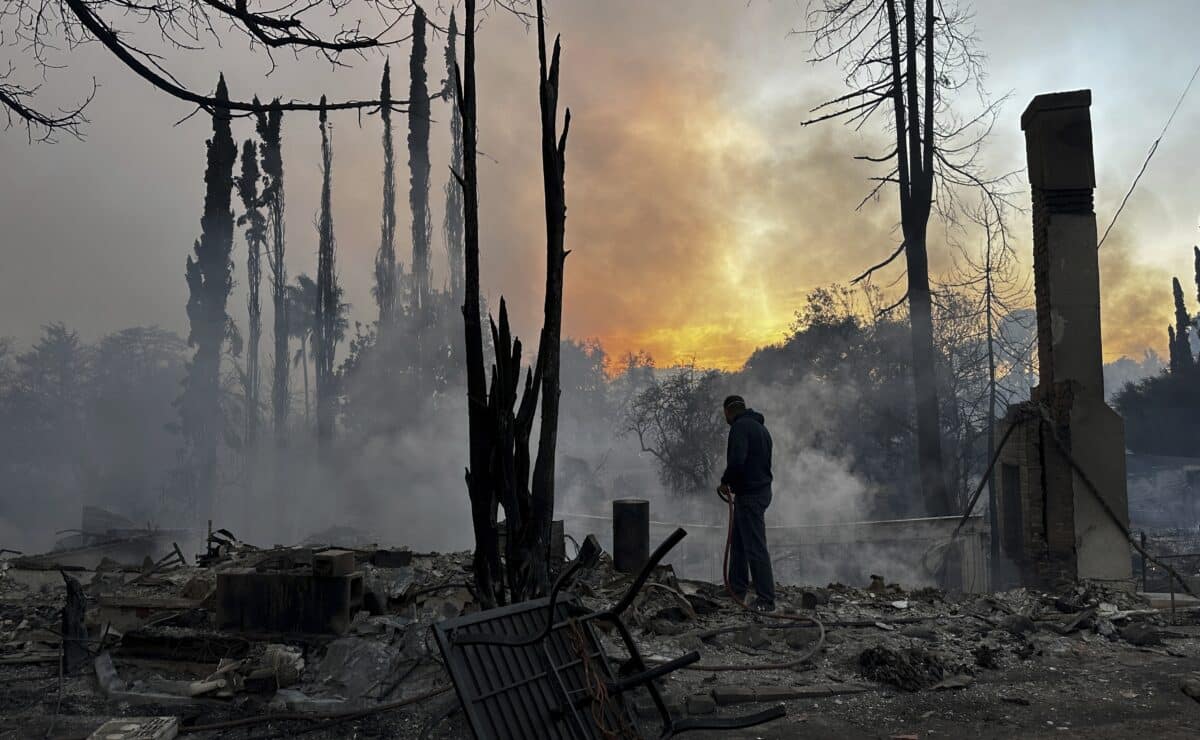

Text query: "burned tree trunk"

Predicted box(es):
[409, 6, 432, 390]
[60, 572, 88, 675]
[180, 74, 237, 520]
[443, 11, 465, 304]
[409, 6, 432, 312]
[488, 300, 541, 601]
[375, 61, 398, 334]
[254, 100, 289, 450]
[528, 0, 571, 596]
[237, 139, 266, 451]
[804, 0, 1015, 517]
[450, 0, 573, 605]
[314, 99, 338, 448]
[455, 0, 502, 608]
[897, 0, 951, 516]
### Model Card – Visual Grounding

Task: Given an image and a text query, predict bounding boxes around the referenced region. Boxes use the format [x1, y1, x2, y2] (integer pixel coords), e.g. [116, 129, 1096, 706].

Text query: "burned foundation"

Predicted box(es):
[996, 90, 1132, 589]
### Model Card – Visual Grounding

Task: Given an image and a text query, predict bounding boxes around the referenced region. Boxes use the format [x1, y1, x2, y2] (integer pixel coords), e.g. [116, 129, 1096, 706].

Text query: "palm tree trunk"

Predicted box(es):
[302, 342, 310, 426]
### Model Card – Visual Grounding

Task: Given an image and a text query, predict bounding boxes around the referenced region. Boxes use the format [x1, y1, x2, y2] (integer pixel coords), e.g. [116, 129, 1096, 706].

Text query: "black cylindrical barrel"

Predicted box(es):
[613, 499, 649, 574]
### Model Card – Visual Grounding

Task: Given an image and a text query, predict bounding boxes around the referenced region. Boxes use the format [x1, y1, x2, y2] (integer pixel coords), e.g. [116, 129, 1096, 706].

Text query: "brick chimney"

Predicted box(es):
[995, 91, 1132, 588]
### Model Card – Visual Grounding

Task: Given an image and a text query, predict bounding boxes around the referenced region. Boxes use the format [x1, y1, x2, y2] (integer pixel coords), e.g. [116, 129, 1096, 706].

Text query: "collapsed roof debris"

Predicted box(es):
[1, 516, 1199, 739]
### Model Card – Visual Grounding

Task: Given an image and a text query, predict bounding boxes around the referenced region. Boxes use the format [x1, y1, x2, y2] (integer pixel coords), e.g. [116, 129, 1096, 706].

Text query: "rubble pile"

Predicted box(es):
[1, 526, 1199, 739]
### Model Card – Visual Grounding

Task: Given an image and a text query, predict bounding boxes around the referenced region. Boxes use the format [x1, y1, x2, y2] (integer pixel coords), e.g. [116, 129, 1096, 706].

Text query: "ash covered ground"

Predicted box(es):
[1, 529, 1199, 740]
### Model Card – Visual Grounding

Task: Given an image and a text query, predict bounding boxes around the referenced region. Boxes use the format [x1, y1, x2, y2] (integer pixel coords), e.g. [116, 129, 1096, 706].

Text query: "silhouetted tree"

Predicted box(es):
[179, 75, 237, 519]
[3, 0, 419, 142]
[315, 100, 339, 448]
[2, 325, 91, 524]
[626, 364, 726, 496]
[1170, 276, 1193, 372]
[804, 0, 1014, 516]
[289, 273, 348, 429]
[454, 0, 501, 607]
[288, 275, 316, 425]
[237, 139, 266, 449]
[943, 200, 1032, 574]
[254, 100, 290, 448]
[407, 5, 432, 395]
[409, 6, 432, 315]
[375, 61, 398, 332]
[1194, 245, 1200, 307]
[528, 0, 571, 596]
[1116, 370, 1200, 457]
[89, 327, 187, 513]
[442, 11, 465, 302]
[15, 323, 90, 462]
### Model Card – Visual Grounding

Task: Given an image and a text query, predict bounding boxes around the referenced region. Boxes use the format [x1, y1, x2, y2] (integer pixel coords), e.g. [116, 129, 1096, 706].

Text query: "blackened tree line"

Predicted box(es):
[626, 281, 1036, 521]
[345, 10, 461, 441]
[1117, 246, 1200, 457]
[0, 325, 188, 537]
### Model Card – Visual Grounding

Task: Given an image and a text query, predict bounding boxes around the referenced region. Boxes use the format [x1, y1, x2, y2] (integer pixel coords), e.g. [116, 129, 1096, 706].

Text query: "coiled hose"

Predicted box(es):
[670, 490, 825, 672]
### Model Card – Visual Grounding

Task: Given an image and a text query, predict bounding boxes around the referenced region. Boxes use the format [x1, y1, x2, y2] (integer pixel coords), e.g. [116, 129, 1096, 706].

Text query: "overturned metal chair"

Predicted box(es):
[433, 528, 785, 739]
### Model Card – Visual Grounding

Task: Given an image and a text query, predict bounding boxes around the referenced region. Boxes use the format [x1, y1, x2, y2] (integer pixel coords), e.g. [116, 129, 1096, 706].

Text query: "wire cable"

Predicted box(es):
[1098, 61, 1200, 249]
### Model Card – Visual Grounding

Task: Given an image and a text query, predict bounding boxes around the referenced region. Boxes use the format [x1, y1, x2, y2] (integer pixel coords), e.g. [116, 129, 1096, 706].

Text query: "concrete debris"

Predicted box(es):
[86, 716, 179, 740]
[858, 645, 947, 691]
[931, 672, 975, 690]
[0, 527, 1197, 738]
[1182, 676, 1200, 704]
[685, 693, 717, 714]
[1120, 622, 1162, 647]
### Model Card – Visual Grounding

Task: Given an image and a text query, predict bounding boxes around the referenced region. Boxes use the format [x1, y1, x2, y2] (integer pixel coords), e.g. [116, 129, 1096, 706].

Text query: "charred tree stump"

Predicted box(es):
[61, 572, 88, 675]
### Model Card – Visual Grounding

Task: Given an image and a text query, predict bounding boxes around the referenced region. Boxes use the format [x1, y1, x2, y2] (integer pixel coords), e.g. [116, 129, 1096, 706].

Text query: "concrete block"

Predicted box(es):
[216, 569, 364, 634]
[314, 549, 355, 577]
[370, 548, 412, 568]
[685, 694, 716, 714]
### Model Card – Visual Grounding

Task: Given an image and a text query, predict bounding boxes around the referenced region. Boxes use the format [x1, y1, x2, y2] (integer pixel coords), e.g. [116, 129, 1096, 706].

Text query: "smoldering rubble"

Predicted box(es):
[1, 515, 1199, 740]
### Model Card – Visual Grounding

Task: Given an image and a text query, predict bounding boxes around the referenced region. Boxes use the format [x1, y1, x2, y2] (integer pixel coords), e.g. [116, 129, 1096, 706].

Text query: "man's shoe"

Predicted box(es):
[749, 599, 776, 614]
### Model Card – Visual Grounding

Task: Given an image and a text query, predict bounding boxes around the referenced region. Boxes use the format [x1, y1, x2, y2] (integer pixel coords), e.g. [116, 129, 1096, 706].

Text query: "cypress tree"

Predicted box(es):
[1194, 245, 1200, 308]
[315, 99, 338, 447]
[237, 139, 266, 449]
[375, 61, 398, 333]
[443, 10, 464, 302]
[181, 74, 237, 519]
[408, 6, 431, 312]
[254, 99, 289, 447]
[1173, 276, 1193, 370]
[1169, 326, 1180, 372]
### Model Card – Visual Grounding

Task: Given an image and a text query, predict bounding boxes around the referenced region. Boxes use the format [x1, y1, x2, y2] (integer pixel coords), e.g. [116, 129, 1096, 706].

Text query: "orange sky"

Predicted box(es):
[2, 1, 1199, 371]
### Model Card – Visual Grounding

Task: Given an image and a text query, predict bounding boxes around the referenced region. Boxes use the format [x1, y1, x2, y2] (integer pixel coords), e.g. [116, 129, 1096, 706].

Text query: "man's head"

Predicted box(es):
[723, 395, 746, 424]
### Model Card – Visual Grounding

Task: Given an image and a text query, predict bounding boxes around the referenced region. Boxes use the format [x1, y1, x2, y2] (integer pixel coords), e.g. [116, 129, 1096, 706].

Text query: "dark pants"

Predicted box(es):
[729, 489, 775, 605]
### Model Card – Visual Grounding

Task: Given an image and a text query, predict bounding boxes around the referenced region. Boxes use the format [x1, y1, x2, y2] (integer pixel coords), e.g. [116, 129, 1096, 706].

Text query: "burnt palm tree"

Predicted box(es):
[286, 274, 348, 429]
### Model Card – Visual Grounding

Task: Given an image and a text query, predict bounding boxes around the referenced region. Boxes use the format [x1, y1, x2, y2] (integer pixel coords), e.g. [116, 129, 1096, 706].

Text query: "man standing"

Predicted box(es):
[718, 395, 776, 612]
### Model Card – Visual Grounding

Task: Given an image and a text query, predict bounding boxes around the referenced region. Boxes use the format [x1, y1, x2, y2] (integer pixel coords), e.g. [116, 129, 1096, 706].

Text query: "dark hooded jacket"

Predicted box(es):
[720, 409, 773, 495]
